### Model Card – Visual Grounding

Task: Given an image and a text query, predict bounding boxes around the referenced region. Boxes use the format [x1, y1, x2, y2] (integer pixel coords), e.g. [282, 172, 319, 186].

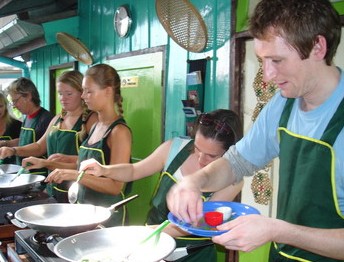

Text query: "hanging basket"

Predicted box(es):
[56, 32, 93, 65]
[156, 0, 208, 53]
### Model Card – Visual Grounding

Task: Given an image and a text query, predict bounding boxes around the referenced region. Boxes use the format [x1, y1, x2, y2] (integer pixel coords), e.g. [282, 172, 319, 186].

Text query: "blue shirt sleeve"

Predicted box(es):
[236, 91, 287, 168]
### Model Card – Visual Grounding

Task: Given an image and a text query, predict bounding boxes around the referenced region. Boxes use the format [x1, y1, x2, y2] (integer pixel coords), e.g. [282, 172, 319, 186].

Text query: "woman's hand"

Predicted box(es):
[45, 168, 78, 184]
[79, 158, 105, 177]
[48, 153, 77, 163]
[0, 147, 15, 159]
[22, 157, 46, 170]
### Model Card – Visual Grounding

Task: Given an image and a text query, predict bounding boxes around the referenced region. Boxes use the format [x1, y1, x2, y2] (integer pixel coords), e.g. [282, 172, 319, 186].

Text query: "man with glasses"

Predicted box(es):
[0, 77, 53, 176]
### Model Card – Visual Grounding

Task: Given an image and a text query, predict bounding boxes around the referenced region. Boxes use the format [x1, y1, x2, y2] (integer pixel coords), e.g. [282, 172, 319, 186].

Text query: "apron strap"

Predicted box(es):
[278, 98, 294, 128]
[321, 97, 344, 146]
[165, 140, 194, 175]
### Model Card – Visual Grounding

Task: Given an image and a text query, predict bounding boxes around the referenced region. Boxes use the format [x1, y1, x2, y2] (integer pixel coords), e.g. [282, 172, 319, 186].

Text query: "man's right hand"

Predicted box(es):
[167, 177, 204, 224]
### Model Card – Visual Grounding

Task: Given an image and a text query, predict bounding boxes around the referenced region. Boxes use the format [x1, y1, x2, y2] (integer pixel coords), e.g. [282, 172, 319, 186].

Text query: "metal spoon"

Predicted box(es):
[9, 166, 27, 183]
[0, 159, 4, 174]
[68, 170, 85, 204]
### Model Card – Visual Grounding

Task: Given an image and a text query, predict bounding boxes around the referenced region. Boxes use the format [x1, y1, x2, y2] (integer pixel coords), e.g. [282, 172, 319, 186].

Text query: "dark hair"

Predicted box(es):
[85, 64, 124, 116]
[7, 77, 41, 106]
[193, 109, 242, 151]
[249, 0, 341, 65]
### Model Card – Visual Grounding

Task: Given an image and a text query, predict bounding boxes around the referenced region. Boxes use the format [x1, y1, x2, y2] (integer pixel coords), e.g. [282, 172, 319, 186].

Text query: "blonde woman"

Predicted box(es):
[46, 64, 132, 226]
[0, 92, 21, 164]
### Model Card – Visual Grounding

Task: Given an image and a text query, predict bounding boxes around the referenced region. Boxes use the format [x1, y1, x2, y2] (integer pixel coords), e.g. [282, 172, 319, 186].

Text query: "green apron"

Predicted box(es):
[45, 116, 82, 202]
[18, 111, 48, 177]
[146, 140, 216, 262]
[77, 118, 128, 227]
[0, 136, 12, 140]
[0, 136, 15, 164]
[270, 98, 344, 262]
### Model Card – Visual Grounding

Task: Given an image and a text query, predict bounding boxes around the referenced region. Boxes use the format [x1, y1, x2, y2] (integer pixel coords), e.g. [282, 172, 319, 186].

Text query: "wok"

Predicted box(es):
[0, 164, 45, 197]
[0, 164, 21, 174]
[54, 226, 176, 262]
[14, 194, 139, 237]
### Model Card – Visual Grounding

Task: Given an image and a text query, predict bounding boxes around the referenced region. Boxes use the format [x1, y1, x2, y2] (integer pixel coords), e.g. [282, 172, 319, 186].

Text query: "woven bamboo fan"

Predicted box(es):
[56, 32, 93, 65]
[156, 0, 208, 53]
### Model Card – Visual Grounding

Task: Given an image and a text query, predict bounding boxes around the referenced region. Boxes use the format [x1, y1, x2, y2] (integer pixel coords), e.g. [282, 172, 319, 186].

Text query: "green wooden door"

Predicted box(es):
[106, 50, 164, 225]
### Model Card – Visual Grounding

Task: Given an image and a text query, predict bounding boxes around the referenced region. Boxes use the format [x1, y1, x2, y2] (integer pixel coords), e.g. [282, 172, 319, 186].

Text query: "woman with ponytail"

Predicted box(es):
[46, 64, 132, 226]
[10, 70, 98, 202]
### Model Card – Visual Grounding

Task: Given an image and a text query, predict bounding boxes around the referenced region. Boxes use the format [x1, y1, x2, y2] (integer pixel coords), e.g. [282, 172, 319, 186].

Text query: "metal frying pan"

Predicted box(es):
[14, 194, 139, 237]
[0, 164, 21, 173]
[54, 226, 176, 262]
[0, 164, 45, 197]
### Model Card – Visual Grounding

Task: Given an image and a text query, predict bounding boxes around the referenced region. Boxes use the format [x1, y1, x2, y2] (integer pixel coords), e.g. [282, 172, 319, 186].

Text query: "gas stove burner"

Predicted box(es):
[1, 194, 28, 202]
[31, 231, 61, 247]
[15, 230, 66, 261]
[0, 191, 39, 203]
[0, 191, 56, 225]
[32, 231, 51, 245]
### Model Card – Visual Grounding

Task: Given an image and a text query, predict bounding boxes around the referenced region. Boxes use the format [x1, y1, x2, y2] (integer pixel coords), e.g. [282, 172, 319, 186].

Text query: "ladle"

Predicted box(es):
[68, 170, 85, 204]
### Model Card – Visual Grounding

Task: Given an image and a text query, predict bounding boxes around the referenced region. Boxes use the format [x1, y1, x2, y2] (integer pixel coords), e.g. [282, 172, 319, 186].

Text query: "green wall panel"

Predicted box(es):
[164, 41, 188, 139]
[35, 0, 232, 140]
[31, 0, 232, 140]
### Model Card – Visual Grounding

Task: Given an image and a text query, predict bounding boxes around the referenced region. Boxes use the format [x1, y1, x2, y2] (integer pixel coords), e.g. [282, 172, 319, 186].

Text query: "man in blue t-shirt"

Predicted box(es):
[167, 0, 344, 261]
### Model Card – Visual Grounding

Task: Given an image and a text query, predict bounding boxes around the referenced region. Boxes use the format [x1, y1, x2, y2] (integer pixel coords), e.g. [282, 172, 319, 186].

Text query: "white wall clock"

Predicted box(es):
[114, 5, 132, 38]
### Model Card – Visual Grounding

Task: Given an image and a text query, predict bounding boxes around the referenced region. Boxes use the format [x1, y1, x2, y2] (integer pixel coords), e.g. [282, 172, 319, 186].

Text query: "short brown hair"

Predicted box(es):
[249, 0, 341, 65]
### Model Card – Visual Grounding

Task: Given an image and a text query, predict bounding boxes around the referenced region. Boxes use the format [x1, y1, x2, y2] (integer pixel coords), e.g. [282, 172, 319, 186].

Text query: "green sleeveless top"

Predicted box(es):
[77, 118, 130, 227]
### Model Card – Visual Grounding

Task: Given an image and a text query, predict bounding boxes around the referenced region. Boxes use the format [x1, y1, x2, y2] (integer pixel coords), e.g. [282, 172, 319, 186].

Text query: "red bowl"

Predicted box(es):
[204, 211, 223, 226]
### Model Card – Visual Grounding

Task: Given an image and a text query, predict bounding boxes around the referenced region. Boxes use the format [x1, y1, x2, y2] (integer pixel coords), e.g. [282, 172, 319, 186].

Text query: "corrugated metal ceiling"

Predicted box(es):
[0, 0, 77, 59]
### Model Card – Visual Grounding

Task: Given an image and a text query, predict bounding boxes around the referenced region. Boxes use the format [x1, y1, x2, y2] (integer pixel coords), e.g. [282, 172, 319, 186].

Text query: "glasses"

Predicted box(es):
[198, 113, 234, 136]
[10, 96, 23, 106]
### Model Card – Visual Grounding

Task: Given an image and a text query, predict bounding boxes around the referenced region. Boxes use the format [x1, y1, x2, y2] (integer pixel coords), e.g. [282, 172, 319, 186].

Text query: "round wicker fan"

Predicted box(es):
[56, 32, 93, 65]
[156, 0, 208, 53]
